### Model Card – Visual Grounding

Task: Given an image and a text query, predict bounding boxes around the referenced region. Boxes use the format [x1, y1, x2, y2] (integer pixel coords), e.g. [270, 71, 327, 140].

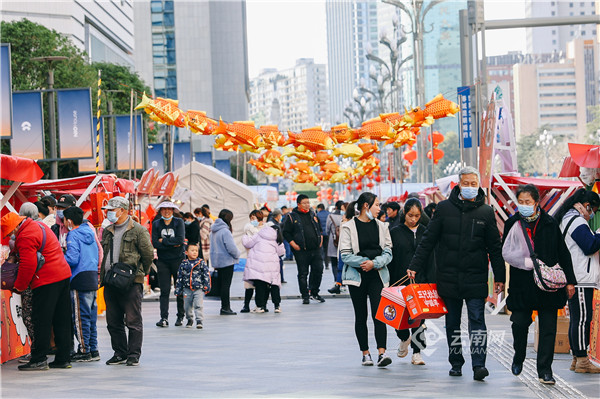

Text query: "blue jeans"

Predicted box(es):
[183, 287, 204, 323]
[443, 297, 487, 369]
[336, 254, 344, 284]
[283, 240, 292, 260]
[70, 289, 98, 353]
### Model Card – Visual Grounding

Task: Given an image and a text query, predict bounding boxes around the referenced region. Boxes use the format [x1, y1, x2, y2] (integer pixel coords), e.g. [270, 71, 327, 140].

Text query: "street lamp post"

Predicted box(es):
[383, 0, 447, 183]
[31, 56, 68, 179]
[535, 129, 556, 176]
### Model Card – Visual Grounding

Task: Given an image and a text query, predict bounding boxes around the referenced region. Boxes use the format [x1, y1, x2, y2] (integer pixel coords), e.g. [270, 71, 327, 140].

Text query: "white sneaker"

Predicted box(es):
[251, 307, 265, 313]
[397, 339, 410, 358]
[411, 353, 425, 365]
[274, 306, 281, 313]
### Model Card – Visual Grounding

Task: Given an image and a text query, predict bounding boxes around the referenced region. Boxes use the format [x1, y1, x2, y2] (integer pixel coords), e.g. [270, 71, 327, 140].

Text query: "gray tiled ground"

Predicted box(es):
[1, 262, 599, 398]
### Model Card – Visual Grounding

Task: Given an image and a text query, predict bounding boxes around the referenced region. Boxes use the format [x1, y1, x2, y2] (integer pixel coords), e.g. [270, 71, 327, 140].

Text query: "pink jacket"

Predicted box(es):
[242, 224, 285, 286]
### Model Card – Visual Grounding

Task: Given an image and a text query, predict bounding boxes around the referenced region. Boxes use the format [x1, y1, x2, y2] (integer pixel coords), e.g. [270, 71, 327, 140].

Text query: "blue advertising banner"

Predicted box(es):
[172, 142, 191, 171]
[194, 151, 213, 166]
[11, 92, 44, 159]
[57, 88, 93, 158]
[215, 159, 231, 176]
[115, 115, 143, 170]
[78, 117, 105, 172]
[457, 86, 472, 149]
[1, 44, 13, 138]
[147, 143, 165, 174]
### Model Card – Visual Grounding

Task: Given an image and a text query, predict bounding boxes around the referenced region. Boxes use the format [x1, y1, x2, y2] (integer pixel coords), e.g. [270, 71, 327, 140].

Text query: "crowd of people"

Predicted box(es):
[1, 165, 599, 385]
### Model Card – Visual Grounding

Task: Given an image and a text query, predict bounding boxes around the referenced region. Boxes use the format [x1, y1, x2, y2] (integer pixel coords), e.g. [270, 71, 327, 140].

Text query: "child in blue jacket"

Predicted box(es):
[63, 206, 100, 361]
[174, 243, 210, 329]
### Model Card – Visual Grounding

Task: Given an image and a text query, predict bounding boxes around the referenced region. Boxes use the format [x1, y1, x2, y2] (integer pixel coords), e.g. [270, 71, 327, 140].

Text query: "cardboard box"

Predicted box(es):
[534, 315, 570, 354]
[401, 283, 448, 320]
[375, 286, 420, 330]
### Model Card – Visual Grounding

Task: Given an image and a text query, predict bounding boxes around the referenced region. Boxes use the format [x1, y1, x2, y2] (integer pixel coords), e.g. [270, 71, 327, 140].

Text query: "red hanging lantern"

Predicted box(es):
[426, 148, 445, 164]
[427, 131, 445, 147]
[356, 183, 363, 191]
[366, 181, 374, 189]
[403, 149, 418, 165]
[375, 175, 381, 183]
[326, 187, 333, 193]
[346, 184, 353, 192]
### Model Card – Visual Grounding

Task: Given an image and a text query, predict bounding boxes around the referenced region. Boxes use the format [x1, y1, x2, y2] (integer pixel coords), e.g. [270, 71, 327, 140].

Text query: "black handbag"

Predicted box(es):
[104, 236, 136, 291]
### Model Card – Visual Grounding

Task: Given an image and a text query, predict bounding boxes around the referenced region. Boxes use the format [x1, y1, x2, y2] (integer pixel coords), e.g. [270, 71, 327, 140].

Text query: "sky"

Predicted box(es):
[246, 0, 528, 79]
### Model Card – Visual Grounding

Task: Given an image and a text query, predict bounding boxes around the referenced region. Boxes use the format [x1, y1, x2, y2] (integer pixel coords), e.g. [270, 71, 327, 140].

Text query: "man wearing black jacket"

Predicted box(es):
[408, 167, 505, 381]
[283, 195, 324, 304]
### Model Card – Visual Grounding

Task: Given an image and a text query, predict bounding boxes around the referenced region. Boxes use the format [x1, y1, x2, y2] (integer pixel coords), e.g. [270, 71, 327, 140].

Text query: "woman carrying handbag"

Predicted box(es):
[502, 184, 576, 385]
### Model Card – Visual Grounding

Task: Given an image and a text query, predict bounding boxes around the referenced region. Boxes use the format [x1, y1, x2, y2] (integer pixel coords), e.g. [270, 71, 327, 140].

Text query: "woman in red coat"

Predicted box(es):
[2, 212, 72, 371]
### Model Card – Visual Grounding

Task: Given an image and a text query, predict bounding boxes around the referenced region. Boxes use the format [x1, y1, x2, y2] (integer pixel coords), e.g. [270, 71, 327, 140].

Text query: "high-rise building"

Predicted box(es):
[326, 0, 380, 125]
[248, 59, 329, 133]
[513, 38, 597, 141]
[525, 0, 597, 54]
[134, 0, 249, 150]
[0, 1, 135, 66]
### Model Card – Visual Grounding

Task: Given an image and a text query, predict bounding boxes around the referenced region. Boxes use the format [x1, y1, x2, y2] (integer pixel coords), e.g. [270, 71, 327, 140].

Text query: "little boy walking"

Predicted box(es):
[174, 244, 210, 329]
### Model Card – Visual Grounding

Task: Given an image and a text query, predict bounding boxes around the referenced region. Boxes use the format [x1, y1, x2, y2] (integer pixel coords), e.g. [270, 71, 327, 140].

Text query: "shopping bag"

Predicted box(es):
[376, 285, 421, 330]
[401, 283, 448, 320]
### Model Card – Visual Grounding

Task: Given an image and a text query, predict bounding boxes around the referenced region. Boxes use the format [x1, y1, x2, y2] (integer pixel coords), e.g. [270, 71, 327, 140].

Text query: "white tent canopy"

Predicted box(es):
[174, 161, 258, 256]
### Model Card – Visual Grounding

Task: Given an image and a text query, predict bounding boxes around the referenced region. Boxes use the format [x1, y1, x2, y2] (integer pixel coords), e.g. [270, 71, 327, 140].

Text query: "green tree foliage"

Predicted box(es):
[516, 125, 567, 176]
[1, 19, 152, 176]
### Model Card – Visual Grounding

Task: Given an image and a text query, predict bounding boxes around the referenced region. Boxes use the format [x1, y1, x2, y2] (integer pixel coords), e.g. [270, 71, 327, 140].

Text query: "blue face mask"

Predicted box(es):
[590, 211, 595, 221]
[250, 220, 259, 227]
[162, 215, 173, 221]
[460, 186, 479, 200]
[184, 220, 192, 225]
[106, 211, 118, 223]
[56, 209, 64, 220]
[366, 209, 374, 220]
[518, 204, 535, 217]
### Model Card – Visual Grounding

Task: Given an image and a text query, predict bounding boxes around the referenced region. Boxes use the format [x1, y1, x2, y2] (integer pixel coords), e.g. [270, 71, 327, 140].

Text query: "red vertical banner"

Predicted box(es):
[479, 94, 497, 189]
[1, 291, 31, 363]
[387, 152, 395, 182]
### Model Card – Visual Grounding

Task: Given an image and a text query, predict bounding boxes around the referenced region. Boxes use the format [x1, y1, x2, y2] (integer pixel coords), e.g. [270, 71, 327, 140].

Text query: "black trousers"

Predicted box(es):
[329, 256, 339, 281]
[156, 259, 184, 320]
[511, 308, 557, 377]
[217, 265, 234, 310]
[104, 283, 144, 358]
[568, 287, 595, 357]
[321, 236, 330, 268]
[396, 319, 426, 354]
[253, 280, 281, 308]
[30, 278, 72, 363]
[348, 271, 386, 351]
[294, 248, 323, 298]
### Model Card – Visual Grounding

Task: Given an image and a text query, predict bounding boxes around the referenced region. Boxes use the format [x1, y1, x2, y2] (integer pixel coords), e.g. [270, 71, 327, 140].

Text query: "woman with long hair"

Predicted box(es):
[502, 184, 576, 384]
[210, 209, 241, 315]
[388, 198, 434, 366]
[554, 188, 600, 373]
[339, 192, 393, 367]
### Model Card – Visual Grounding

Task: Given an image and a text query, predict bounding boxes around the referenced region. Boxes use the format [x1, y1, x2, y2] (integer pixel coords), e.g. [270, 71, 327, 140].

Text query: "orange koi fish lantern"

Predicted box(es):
[286, 127, 335, 152]
[329, 123, 355, 144]
[423, 94, 460, 119]
[357, 143, 380, 160]
[186, 110, 218, 135]
[358, 118, 396, 141]
[215, 120, 264, 150]
[258, 125, 286, 149]
[333, 143, 363, 160]
[135, 93, 186, 128]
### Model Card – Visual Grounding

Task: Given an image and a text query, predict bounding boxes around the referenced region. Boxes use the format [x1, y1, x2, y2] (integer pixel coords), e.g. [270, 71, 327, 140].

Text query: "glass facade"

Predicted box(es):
[151, 0, 178, 99]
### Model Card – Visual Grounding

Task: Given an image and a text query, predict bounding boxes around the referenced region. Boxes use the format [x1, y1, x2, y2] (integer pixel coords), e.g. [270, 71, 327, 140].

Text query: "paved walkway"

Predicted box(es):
[2, 262, 599, 398]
